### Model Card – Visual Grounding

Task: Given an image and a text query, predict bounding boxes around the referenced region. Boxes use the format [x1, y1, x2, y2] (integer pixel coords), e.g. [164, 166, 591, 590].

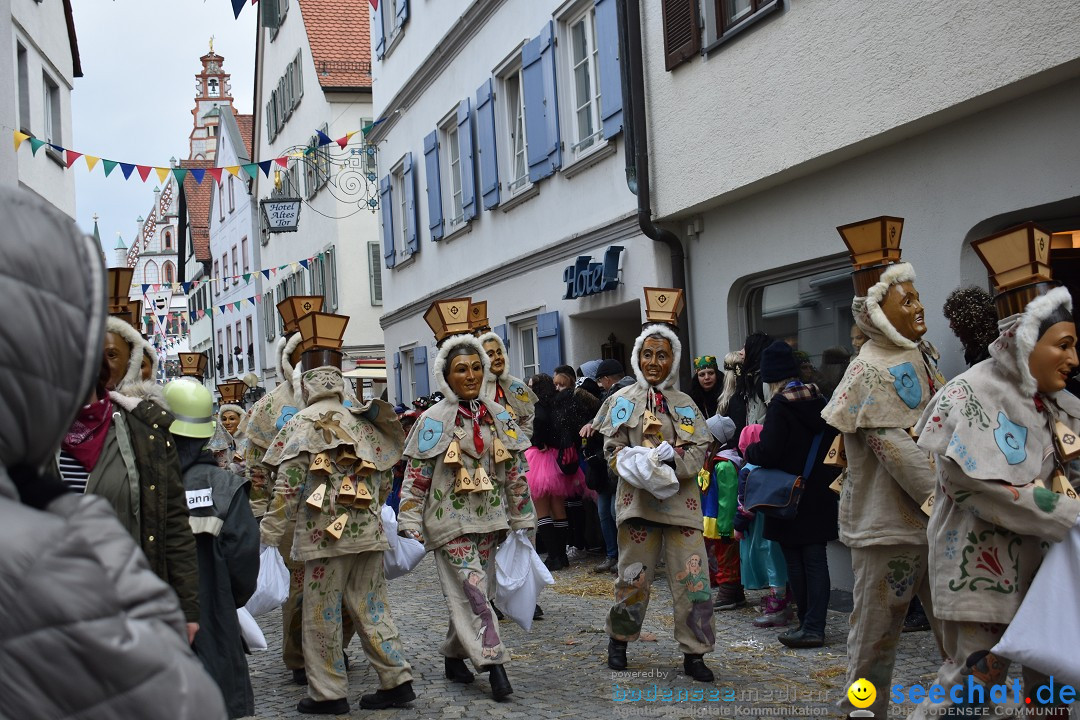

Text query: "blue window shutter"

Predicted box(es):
[457, 98, 477, 222]
[494, 323, 508, 351]
[475, 79, 500, 210]
[396, 0, 408, 27]
[374, 4, 386, 59]
[423, 130, 443, 240]
[522, 21, 561, 182]
[414, 345, 429, 397]
[595, 0, 623, 139]
[402, 152, 418, 255]
[536, 311, 562, 374]
[393, 352, 403, 404]
[379, 175, 395, 269]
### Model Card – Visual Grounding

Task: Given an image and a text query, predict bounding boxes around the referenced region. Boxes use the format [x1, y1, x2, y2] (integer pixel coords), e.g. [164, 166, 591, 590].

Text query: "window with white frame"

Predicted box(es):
[231, 246, 239, 284]
[263, 291, 275, 341]
[241, 237, 249, 273]
[400, 347, 415, 404]
[566, 6, 602, 157]
[265, 50, 303, 142]
[42, 74, 61, 146]
[440, 114, 464, 226]
[16, 44, 30, 133]
[229, 175, 235, 212]
[367, 241, 383, 306]
[308, 247, 337, 312]
[515, 321, 539, 379]
[391, 163, 410, 256]
[501, 65, 530, 194]
[304, 123, 331, 199]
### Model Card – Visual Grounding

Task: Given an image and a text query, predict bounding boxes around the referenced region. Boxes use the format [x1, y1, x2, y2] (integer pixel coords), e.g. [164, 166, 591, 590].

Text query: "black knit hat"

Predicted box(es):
[759, 341, 800, 383]
[596, 358, 624, 379]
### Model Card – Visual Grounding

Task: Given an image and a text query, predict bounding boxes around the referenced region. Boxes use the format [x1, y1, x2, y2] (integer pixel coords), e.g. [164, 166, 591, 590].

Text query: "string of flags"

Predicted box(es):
[11, 125, 375, 184]
[131, 251, 327, 295]
[231, 0, 380, 18]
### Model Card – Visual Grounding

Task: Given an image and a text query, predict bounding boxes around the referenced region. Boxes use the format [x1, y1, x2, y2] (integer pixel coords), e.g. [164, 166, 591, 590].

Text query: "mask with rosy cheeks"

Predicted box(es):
[482, 339, 505, 376]
[447, 353, 484, 400]
[639, 336, 674, 386]
[880, 281, 927, 342]
[850, 324, 868, 352]
[696, 368, 717, 391]
[221, 410, 242, 435]
[103, 331, 132, 390]
[1028, 321, 1079, 394]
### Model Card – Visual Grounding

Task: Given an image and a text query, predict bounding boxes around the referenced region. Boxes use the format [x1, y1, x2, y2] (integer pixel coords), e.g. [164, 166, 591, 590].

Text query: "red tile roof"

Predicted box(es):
[236, 114, 254, 159]
[180, 160, 214, 262]
[298, 0, 372, 90]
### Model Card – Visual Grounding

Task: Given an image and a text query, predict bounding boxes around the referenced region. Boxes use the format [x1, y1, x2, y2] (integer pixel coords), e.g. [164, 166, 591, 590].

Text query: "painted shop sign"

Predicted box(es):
[563, 245, 624, 299]
[261, 198, 302, 233]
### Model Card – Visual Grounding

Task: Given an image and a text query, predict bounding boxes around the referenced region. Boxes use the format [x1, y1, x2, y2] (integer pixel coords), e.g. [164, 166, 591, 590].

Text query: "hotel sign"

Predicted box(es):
[562, 245, 624, 300]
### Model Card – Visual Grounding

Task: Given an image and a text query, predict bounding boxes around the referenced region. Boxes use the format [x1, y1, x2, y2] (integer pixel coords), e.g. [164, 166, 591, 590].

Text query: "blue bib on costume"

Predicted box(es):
[889, 362, 921, 410]
[417, 417, 444, 453]
[610, 396, 635, 429]
[276, 405, 299, 430]
[993, 411, 1027, 465]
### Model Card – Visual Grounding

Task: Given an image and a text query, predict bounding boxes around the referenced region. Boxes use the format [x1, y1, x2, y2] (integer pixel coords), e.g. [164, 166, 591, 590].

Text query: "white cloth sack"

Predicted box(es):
[992, 521, 1080, 687]
[616, 445, 680, 500]
[245, 544, 290, 617]
[494, 529, 554, 632]
[237, 607, 267, 651]
[381, 504, 426, 579]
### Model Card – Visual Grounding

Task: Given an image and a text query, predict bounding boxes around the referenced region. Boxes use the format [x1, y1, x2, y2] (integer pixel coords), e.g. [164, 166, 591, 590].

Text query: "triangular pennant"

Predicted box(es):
[261, 269, 271, 280]
[241, 163, 259, 180]
[188, 167, 206, 184]
[29, 138, 46, 155]
[65, 150, 82, 168]
[243, 273, 252, 283]
[197, 309, 205, 319]
[155, 167, 170, 183]
[102, 159, 118, 177]
[315, 130, 332, 147]
[142, 284, 151, 293]
[172, 168, 188, 185]
[257, 160, 273, 177]
[291, 262, 300, 272]
[231, 0, 245, 18]
[299, 259, 310, 269]
[225, 166, 241, 177]
[136, 165, 153, 182]
[254, 294, 262, 304]
[85, 156, 100, 172]
[49, 144, 64, 153]
[181, 282, 191, 293]
[219, 305, 226, 315]
[208, 167, 224, 183]
[13, 131, 30, 151]
[274, 157, 289, 168]
[271, 267, 278, 275]
[336, 131, 357, 150]
[120, 162, 136, 179]
[152, 284, 161, 292]
[369, 0, 378, 10]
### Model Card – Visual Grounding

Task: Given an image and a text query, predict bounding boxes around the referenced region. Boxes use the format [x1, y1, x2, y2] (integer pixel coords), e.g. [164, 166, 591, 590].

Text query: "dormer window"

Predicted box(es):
[208, 77, 220, 97]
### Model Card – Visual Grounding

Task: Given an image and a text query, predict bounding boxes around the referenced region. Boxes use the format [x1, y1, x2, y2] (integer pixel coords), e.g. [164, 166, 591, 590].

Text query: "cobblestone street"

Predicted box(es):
[244, 552, 948, 720]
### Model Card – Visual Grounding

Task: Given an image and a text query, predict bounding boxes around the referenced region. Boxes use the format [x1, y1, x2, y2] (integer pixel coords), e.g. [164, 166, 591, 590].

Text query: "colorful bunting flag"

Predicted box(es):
[261, 269, 271, 280]
[188, 167, 206, 184]
[172, 168, 188, 185]
[155, 167, 170, 183]
[299, 259, 310, 269]
[85, 156, 100, 172]
[241, 163, 259, 180]
[137, 165, 153, 182]
[29, 138, 46, 155]
[65, 150, 82, 168]
[13, 131, 30, 151]
[257, 160, 273, 177]
[208, 167, 224, 183]
[120, 163, 136, 179]
[226, 166, 241, 177]
[336, 131, 357, 150]
[231, 0, 246, 18]
[274, 157, 289, 168]
[103, 159, 118, 177]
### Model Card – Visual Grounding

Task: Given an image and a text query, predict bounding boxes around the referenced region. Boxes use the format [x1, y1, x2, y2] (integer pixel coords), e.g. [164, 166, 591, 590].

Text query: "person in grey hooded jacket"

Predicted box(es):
[0, 186, 227, 720]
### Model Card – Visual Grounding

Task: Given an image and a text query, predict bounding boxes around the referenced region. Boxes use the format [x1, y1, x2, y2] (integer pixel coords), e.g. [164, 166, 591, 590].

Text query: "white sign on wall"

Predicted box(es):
[261, 199, 302, 233]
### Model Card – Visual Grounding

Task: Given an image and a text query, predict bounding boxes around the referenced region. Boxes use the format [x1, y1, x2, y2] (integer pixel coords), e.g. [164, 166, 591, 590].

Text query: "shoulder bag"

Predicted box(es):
[743, 431, 824, 519]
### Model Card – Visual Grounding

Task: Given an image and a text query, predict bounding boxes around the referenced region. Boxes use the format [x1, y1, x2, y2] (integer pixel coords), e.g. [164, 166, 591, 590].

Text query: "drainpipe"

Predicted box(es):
[618, 0, 692, 388]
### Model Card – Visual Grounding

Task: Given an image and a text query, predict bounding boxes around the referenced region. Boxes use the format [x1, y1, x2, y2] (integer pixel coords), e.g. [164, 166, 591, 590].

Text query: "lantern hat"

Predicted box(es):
[469, 300, 491, 335]
[178, 351, 209, 380]
[424, 298, 473, 345]
[631, 287, 684, 389]
[836, 216, 906, 296]
[972, 222, 1055, 319]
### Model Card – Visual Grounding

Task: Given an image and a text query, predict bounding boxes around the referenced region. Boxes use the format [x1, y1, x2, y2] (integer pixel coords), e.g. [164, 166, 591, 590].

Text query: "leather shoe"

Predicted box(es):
[291, 668, 308, 686]
[593, 556, 618, 573]
[488, 664, 513, 700]
[683, 654, 715, 682]
[778, 628, 825, 648]
[444, 656, 474, 684]
[533, 604, 544, 620]
[297, 697, 349, 715]
[359, 681, 416, 710]
[607, 638, 627, 670]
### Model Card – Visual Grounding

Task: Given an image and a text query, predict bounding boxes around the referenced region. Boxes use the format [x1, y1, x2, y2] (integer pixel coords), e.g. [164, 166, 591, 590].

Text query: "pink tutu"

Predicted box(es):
[524, 446, 585, 499]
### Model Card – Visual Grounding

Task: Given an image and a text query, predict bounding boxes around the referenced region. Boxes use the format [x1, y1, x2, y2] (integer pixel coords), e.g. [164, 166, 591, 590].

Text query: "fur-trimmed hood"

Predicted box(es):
[477, 330, 505, 402]
[106, 316, 149, 389]
[989, 285, 1073, 398]
[854, 262, 921, 350]
[630, 324, 681, 390]
[433, 334, 489, 402]
[280, 332, 303, 395]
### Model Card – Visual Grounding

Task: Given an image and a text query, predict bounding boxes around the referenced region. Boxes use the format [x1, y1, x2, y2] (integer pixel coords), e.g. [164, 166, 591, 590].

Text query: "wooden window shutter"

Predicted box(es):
[662, 0, 700, 71]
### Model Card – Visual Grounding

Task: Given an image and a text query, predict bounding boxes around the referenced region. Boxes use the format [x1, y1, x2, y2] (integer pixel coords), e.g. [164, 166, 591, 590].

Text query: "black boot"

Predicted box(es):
[297, 697, 349, 714]
[488, 664, 513, 700]
[683, 654, 715, 682]
[537, 519, 565, 570]
[490, 599, 505, 621]
[359, 680, 416, 710]
[291, 668, 308, 685]
[607, 638, 627, 670]
[444, 657, 474, 684]
[554, 521, 571, 567]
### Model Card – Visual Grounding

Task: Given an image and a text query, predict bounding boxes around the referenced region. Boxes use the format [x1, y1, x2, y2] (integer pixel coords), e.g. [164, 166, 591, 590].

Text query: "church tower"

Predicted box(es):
[189, 41, 235, 161]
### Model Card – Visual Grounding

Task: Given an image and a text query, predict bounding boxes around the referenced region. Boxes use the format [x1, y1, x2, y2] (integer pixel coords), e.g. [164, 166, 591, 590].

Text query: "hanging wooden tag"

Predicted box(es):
[306, 482, 327, 510]
[1052, 470, 1079, 500]
[310, 452, 333, 475]
[1053, 420, 1080, 462]
[454, 465, 476, 494]
[444, 440, 463, 466]
[492, 437, 511, 464]
[338, 475, 357, 502]
[919, 492, 936, 517]
[643, 411, 661, 434]
[325, 512, 350, 540]
[453, 425, 467, 440]
[823, 435, 847, 468]
[353, 482, 374, 509]
[357, 459, 377, 475]
[337, 446, 358, 467]
[473, 465, 494, 492]
[828, 469, 846, 495]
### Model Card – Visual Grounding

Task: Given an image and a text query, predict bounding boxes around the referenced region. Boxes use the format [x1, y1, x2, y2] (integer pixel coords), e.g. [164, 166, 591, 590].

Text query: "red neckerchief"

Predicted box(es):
[651, 390, 668, 415]
[457, 402, 491, 454]
[62, 395, 113, 472]
[494, 383, 506, 405]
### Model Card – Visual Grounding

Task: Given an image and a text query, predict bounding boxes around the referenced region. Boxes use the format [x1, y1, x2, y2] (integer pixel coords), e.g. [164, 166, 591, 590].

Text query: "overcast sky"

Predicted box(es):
[71, 0, 256, 254]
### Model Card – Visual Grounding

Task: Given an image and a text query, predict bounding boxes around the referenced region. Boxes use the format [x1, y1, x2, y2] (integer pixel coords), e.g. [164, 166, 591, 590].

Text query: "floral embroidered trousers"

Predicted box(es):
[280, 520, 355, 671]
[908, 621, 1068, 719]
[302, 552, 411, 702]
[607, 521, 715, 655]
[844, 544, 942, 718]
[434, 533, 509, 669]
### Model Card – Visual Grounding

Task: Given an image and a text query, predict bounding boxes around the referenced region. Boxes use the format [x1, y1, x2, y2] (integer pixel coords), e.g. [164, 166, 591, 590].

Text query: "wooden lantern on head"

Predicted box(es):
[106, 267, 142, 328]
[972, 222, 1057, 318]
[469, 300, 491, 334]
[643, 287, 685, 327]
[424, 297, 473, 344]
[217, 381, 247, 404]
[276, 295, 324, 334]
[296, 311, 350, 370]
[178, 351, 209, 380]
[836, 216, 905, 295]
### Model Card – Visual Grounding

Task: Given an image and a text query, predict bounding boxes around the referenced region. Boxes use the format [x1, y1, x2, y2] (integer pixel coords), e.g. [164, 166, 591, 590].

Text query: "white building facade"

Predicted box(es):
[373, 0, 670, 406]
[252, 0, 385, 393]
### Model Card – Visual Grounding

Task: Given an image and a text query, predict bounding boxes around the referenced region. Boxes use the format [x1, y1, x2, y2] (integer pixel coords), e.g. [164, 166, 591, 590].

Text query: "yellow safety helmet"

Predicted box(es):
[163, 379, 216, 439]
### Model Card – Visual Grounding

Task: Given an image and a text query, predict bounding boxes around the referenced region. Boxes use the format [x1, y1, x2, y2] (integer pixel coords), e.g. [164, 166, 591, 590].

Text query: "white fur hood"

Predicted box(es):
[434, 334, 490, 402]
[630, 324, 682, 390]
[989, 285, 1073, 398]
[854, 262, 920, 350]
